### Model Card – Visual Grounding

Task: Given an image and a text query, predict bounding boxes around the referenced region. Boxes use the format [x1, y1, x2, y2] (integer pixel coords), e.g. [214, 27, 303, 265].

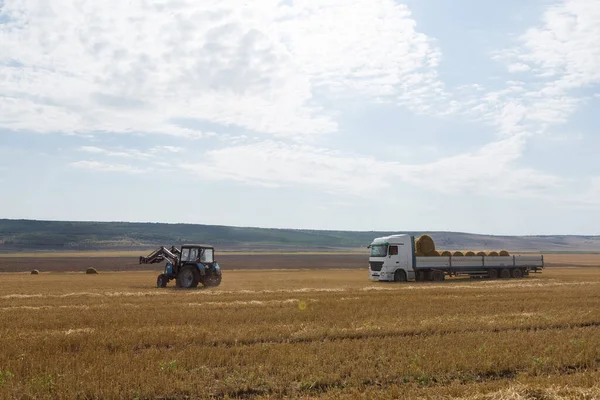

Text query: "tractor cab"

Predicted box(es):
[179, 244, 214, 265]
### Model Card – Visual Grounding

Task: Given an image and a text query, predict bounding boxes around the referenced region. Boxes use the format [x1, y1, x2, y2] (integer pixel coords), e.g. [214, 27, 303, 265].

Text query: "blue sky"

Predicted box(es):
[1, 0, 600, 235]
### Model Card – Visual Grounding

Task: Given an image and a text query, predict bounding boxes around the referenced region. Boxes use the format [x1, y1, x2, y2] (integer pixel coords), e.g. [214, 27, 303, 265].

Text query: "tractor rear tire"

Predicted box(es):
[157, 274, 168, 288]
[176, 266, 199, 289]
[204, 272, 222, 287]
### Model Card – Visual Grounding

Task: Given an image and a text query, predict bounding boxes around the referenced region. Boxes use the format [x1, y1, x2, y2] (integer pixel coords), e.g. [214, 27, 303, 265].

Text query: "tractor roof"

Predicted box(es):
[182, 244, 214, 249]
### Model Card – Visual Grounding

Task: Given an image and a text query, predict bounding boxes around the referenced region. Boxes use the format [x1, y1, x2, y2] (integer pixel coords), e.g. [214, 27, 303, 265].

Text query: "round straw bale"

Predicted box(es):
[476, 252, 486, 256]
[453, 251, 464, 257]
[488, 251, 499, 257]
[31, 269, 39, 275]
[499, 250, 510, 256]
[440, 251, 452, 257]
[85, 267, 98, 274]
[465, 251, 476, 256]
[415, 252, 425, 257]
[416, 235, 435, 255]
[427, 250, 440, 257]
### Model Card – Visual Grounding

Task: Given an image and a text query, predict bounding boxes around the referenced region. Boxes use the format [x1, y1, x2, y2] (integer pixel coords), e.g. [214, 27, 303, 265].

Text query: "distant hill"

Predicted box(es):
[1, 219, 599, 253]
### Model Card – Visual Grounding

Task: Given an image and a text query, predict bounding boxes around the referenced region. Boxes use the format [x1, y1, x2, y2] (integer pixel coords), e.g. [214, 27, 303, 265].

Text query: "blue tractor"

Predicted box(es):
[139, 244, 222, 288]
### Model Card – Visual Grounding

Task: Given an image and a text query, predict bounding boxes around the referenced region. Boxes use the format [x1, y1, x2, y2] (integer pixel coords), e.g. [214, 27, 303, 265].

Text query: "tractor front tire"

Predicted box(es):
[157, 274, 168, 288]
[176, 266, 199, 289]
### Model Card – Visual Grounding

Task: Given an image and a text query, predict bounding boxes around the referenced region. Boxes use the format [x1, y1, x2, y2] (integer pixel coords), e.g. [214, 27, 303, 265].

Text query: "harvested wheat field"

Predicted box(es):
[1, 267, 600, 399]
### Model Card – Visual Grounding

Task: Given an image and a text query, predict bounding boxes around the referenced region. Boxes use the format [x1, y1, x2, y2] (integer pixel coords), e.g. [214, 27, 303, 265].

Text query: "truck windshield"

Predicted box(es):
[370, 245, 387, 257]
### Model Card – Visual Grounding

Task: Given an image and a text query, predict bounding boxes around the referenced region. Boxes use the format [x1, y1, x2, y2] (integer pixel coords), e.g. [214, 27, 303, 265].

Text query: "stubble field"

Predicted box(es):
[1, 254, 600, 399]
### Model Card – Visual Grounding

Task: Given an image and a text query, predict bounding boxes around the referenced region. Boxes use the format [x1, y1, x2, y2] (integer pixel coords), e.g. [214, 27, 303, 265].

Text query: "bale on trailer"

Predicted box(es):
[476, 252, 486, 256]
[453, 251, 464, 257]
[488, 251, 499, 257]
[499, 250, 510, 256]
[415, 235, 435, 255]
[465, 251, 476, 256]
[440, 250, 452, 257]
[427, 250, 440, 257]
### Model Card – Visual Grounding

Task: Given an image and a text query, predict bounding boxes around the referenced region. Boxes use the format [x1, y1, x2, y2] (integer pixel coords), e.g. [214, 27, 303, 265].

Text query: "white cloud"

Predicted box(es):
[507, 63, 532, 73]
[70, 160, 150, 174]
[179, 137, 562, 199]
[78, 145, 185, 159]
[180, 140, 395, 194]
[465, 0, 600, 140]
[0, 0, 443, 138]
[518, 0, 600, 89]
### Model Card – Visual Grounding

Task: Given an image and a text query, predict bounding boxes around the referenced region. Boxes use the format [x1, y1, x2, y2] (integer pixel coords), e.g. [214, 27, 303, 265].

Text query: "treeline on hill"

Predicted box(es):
[0, 219, 397, 251]
[1, 219, 600, 252]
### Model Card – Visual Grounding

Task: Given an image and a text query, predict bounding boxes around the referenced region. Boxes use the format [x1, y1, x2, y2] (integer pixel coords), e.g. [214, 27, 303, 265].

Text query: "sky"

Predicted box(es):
[1, 0, 600, 235]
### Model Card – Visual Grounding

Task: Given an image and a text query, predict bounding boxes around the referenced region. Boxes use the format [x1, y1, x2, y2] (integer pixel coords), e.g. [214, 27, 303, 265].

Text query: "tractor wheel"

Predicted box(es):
[394, 270, 407, 282]
[204, 272, 222, 287]
[512, 268, 523, 279]
[500, 268, 511, 279]
[176, 266, 199, 289]
[157, 274, 168, 288]
[487, 269, 499, 279]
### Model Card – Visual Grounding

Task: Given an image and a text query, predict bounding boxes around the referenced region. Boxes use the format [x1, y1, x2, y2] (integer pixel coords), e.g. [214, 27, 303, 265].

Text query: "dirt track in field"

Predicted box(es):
[1, 253, 599, 273]
[0, 253, 369, 273]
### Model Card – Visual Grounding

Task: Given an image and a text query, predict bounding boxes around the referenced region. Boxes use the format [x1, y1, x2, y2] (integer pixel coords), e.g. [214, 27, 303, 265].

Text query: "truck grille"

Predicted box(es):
[369, 262, 384, 272]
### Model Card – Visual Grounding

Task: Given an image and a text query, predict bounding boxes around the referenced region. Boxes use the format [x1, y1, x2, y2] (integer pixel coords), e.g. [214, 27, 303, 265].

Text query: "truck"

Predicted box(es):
[368, 234, 544, 282]
[139, 244, 222, 288]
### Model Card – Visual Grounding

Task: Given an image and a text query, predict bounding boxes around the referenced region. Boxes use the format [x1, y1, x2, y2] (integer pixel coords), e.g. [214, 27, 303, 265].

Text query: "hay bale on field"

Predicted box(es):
[499, 250, 510, 256]
[465, 251, 476, 256]
[85, 267, 98, 274]
[427, 250, 440, 257]
[415, 235, 436, 255]
[488, 251, 499, 257]
[31, 269, 39, 275]
[453, 251, 464, 257]
[440, 250, 452, 257]
[476, 251, 486, 256]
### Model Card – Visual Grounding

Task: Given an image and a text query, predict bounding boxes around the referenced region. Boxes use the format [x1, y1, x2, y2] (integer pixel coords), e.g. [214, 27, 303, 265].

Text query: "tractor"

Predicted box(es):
[139, 244, 222, 288]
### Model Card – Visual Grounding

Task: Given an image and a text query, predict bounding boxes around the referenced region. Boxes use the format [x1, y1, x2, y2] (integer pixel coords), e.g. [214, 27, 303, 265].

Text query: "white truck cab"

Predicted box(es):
[368, 234, 414, 282]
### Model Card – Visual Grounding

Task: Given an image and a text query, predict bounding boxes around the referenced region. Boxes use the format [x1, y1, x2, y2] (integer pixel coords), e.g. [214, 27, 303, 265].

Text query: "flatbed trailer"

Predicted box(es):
[368, 234, 544, 282]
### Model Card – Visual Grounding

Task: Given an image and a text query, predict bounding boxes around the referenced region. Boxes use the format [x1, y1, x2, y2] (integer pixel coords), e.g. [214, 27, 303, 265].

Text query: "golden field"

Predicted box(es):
[1, 266, 600, 399]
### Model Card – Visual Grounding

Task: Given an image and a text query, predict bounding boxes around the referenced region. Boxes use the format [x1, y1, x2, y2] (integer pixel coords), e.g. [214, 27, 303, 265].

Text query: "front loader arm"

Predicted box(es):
[139, 246, 179, 264]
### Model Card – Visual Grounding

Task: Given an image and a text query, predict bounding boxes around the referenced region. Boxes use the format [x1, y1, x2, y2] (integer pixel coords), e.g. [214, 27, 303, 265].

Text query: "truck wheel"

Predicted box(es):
[432, 270, 444, 281]
[394, 270, 407, 282]
[512, 268, 523, 279]
[176, 266, 199, 289]
[416, 270, 426, 282]
[487, 269, 499, 279]
[500, 268, 511, 279]
[157, 274, 168, 288]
